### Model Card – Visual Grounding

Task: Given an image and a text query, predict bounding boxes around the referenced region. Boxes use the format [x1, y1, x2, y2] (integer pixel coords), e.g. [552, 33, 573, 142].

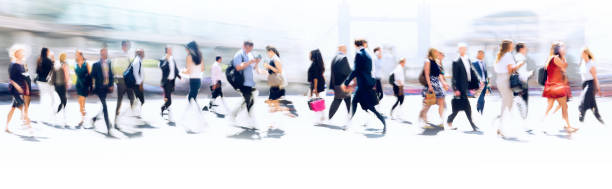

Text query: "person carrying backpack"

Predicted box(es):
[228, 41, 262, 129]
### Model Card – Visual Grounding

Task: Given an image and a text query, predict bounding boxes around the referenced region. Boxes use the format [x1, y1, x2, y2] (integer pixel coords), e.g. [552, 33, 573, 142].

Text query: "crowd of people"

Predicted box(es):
[4, 38, 606, 138]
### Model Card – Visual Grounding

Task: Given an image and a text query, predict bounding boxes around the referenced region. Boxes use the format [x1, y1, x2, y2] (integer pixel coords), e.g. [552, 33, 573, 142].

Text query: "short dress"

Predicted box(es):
[422, 59, 445, 98]
[8, 62, 27, 107]
[75, 62, 90, 97]
[542, 58, 571, 98]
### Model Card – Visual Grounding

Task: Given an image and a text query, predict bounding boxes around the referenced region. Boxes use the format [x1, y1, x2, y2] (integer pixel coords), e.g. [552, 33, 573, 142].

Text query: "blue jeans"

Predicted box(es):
[188, 79, 201, 102]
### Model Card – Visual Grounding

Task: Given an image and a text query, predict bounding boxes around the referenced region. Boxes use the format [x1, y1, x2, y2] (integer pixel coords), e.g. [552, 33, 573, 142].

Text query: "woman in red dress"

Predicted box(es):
[542, 42, 577, 133]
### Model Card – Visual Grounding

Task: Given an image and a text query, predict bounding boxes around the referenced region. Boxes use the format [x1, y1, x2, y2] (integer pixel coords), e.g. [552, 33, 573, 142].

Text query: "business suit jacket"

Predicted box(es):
[329, 54, 351, 90]
[91, 59, 114, 94]
[452, 57, 480, 98]
[159, 58, 181, 86]
[472, 60, 488, 81]
[344, 48, 378, 110]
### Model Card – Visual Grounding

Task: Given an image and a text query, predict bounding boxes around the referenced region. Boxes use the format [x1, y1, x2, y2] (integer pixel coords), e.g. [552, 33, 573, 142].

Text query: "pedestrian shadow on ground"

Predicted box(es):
[314, 123, 344, 131]
[134, 122, 157, 129]
[363, 128, 385, 138]
[419, 123, 444, 136]
[463, 130, 484, 135]
[94, 130, 119, 139]
[10, 132, 48, 142]
[228, 127, 262, 140]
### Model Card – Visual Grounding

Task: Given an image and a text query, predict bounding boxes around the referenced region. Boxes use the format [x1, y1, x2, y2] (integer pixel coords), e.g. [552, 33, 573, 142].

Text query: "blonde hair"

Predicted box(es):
[496, 40, 513, 63]
[59, 53, 67, 63]
[582, 47, 593, 60]
[427, 48, 439, 60]
[8, 44, 28, 62]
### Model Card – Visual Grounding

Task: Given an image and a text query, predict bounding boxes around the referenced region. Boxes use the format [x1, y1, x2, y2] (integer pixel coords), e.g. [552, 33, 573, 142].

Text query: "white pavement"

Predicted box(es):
[1, 94, 611, 188]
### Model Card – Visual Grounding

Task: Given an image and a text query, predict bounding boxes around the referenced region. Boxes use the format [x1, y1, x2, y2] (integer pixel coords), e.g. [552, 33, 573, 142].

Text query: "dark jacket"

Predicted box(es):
[344, 48, 375, 88]
[452, 57, 480, 98]
[159, 57, 181, 85]
[91, 59, 114, 94]
[344, 48, 378, 110]
[472, 60, 488, 81]
[329, 54, 351, 90]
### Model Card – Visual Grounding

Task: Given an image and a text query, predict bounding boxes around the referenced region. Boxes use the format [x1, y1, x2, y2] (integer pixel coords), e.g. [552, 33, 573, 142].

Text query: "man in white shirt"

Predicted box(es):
[127, 49, 146, 119]
[160, 46, 181, 121]
[389, 58, 406, 119]
[514, 42, 531, 119]
[372, 46, 384, 101]
[203, 56, 229, 115]
[447, 43, 479, 131]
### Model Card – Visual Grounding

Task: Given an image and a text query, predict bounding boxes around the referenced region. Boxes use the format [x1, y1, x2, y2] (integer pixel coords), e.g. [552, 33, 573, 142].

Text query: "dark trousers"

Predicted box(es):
[375, 79, 383, 100]
[351, 93, 385, 128]
[55, 85, 67, 113]
[161, 80, 175, 111]
[328, 97, 351, 119]
[188, 79, 201, 102]
[579, 80, 601, 121]
[391, 84, 404, 112]
[128, 85, 145, 105]
[115, 78, 135, 115]
[447, 97, 477, 129]
[239, 86, 255, 113]
[95, 91, 111, 132]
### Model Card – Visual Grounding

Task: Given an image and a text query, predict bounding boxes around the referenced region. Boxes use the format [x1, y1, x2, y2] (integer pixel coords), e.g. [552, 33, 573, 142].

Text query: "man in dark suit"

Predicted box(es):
[160, 46, 181, 120]
[90, 47, 115, 136]
[447, 43, 480, 131]
[472, 50, 487, 83]
[328, 45, 352, 120]
[472, 50, 488, 96]
[341, 39, 386, 134]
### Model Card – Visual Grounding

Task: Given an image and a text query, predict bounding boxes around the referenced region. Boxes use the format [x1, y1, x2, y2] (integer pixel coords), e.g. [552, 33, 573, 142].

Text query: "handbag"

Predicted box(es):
[308, 98, 326, 112]
[418, 70, 428, 86]
[509, 72, 523, 92]
[538, 66, 547, 86]
[268, 73, 284, 87]
[424, 92, 436, 105]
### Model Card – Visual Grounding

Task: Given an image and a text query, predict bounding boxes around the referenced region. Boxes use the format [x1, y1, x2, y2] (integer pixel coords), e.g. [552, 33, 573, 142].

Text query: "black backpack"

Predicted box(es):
[388, 73, 395, 85]
[123, 58, 142, 88]
[226, 54, 246, 90]
[538, 66, 547, 86]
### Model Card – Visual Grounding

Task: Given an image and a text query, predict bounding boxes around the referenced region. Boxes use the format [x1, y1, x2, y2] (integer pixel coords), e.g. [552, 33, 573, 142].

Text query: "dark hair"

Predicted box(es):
[309, 49, 325, 73]
[515, 42, 525, 53]
[186, 41, 202, 65]
[243, 40, 254, 47]
[215, 56, 222, 61]
[37, 47, 49, 67]
[266, 45, 280, 58]
[477, 50, 485, 54]
[121, 40, 130, 47]
[354, 39, 366, 47]
[553, 43, 562, 56]
[373, 47, 381, 53]
[164, 45, 171, 54]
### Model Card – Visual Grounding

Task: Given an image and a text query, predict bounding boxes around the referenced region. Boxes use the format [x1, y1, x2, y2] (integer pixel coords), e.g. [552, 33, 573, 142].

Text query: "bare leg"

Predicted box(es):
[558, 97, 576, 133]
[6, 107, 17, 132]
[23, 95, 30, 125]
[419, 104, 431, 123]
[544, 98, 555, 117]
[78, 96, 86, 124]
[437, 98, 445, 121]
